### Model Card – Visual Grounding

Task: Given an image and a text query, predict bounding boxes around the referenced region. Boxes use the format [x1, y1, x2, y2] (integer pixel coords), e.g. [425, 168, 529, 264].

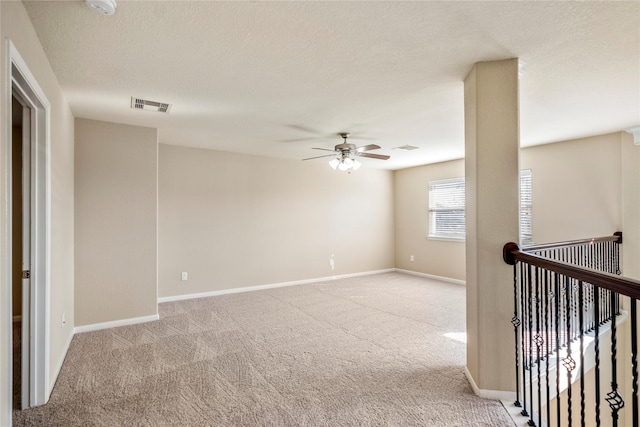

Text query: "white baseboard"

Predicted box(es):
[395, 268, 466, 286]
[74, 314, 159, 334]
[49, 328, 74, 396]
[464, 366, 515, 401]
[158, 269, 396, 303]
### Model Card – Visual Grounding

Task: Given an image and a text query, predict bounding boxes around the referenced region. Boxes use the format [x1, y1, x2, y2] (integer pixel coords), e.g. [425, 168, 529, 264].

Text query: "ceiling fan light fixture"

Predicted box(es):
[329, 158, 340, 170]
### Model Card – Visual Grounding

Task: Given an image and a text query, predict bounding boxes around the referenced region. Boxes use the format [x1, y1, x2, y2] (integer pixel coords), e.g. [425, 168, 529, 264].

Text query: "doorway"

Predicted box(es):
[11, 94, 28, 410]
[4, 41, 51, 416]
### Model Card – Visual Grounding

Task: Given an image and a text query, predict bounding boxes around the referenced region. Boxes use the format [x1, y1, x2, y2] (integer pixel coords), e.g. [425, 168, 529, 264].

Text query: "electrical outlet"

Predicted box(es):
[181, 272, 188, 281]
[329, 255, 335, 270]
[410, 255, 415, 262]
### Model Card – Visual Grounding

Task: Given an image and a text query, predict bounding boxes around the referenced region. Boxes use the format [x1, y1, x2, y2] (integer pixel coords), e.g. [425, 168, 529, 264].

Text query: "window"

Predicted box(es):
[428, 171, 533, 243]
[428, 178, 466, 240]
[520, 169, 533, 245]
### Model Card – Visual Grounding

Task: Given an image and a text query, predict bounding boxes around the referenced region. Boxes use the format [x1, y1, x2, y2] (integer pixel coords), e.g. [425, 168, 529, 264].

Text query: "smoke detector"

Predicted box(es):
[85, 0, 117, 16]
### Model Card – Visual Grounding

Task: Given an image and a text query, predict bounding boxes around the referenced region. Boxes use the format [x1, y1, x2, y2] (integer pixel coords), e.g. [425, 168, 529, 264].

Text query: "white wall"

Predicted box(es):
[1, 1, 75, 421]
[158, 144, 395, 298]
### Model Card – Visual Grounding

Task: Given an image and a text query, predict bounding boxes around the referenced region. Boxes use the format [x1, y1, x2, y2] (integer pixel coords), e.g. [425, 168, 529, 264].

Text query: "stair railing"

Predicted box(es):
[503, 233, 639, 427]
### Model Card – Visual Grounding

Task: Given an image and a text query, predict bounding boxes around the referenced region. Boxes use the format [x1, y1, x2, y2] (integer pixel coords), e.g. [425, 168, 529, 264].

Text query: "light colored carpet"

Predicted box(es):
[13, 272, 514, 426]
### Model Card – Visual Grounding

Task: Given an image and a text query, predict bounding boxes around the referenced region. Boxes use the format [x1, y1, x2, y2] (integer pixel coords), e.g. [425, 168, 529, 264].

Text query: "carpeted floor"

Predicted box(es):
[13, 272, 514, 426]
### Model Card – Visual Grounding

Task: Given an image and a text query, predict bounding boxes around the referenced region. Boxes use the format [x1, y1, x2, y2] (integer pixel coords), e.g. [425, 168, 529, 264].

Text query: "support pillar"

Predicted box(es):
[464, 59, 520, 395]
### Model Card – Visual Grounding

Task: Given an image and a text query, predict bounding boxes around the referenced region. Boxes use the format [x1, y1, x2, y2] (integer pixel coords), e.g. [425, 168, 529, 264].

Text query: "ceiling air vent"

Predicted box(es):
[392, 145, 419, 151]
[130, 97, 171, 113]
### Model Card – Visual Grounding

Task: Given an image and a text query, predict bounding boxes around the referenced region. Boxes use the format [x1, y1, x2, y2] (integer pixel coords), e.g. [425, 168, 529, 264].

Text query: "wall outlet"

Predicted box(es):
[410, 255, 415, 262]
[329, 255, 335, 270]
[181, 272, 188, 281]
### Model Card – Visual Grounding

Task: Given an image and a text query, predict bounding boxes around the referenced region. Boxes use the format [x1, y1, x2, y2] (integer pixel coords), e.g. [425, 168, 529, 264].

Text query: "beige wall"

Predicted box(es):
[75, 119, 158, 326]
[394, 159, 465, 280]
[394, 132, 625, 282]
[1, 1, 75, 420]
[158, 144, 395, 298]
[521, 133, 622, 244]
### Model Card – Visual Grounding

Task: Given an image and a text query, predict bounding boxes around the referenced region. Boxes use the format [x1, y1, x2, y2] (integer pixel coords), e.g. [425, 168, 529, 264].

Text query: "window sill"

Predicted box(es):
[427, 235, 466, 243]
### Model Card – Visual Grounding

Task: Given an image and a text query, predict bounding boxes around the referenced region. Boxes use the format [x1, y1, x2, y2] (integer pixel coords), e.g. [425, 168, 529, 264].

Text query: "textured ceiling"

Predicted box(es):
[23, 1, 640, 170]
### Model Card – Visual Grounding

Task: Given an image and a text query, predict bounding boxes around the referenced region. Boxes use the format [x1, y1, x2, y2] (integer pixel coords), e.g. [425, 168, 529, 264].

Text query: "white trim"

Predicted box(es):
[74, 314, 160, 334]
[464, 366, 515, 401]
[395, 268, 466, 286]
[3, 39, 52, 418]
[158, 269, 396, 303]
[48, 330, 73, 396]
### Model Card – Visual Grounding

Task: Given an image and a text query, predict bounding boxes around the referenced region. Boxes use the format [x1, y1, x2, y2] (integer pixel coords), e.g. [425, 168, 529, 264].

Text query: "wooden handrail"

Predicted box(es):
[503, 233, 640, 300]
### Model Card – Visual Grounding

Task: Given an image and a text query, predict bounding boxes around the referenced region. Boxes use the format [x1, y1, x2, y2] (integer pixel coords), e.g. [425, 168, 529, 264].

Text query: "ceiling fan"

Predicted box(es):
[302, 133, 390, 171]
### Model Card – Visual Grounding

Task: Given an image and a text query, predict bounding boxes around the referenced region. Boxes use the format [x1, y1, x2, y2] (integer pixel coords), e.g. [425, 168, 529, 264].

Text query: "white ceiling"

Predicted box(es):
[23, 1, 640, 170]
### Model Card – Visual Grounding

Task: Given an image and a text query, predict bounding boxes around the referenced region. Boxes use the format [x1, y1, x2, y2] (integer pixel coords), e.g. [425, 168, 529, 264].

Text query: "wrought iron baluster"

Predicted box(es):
[555, 272, 562, 427]
[594, 285, 601, 427]
[564, 276, 575, 427]
[606, 289, 624, 427]
[512, 262, 522, 407]
[528, 263, 535, 426]
[578, 281, 585, 427]
[521, 262, 530, 418]
[534, 267, 542, 427]
[544, 269, 551, 426]
[631, 298, 638, 427]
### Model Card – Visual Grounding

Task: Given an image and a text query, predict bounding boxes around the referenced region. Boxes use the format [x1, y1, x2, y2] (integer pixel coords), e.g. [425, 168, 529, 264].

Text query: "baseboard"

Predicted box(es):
[394, 268, 466, 286]
[12, 315, 22, 322]
[49, 328, 74, 396]
[74, 314, 159, 334]
[464, 366, 515, 401]
[158, 269, 396, 303]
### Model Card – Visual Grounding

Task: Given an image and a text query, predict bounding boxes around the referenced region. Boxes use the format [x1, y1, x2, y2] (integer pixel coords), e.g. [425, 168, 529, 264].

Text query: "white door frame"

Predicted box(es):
[2, 40, 51, 413]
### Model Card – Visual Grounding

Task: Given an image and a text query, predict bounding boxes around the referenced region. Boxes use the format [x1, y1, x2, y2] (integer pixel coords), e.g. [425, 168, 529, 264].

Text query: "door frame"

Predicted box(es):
[2, 40, 51, 412]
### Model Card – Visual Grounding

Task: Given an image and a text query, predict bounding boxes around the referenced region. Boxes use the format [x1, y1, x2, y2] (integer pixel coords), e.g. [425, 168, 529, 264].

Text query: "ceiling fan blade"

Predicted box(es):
[356, 144, 381, 152]
[281, 137, 323, 143]
[302, 154, 338, 161]
[287, 124, 323, 134]
[359, 153, 390, 160]
[312, 147, 338, 152]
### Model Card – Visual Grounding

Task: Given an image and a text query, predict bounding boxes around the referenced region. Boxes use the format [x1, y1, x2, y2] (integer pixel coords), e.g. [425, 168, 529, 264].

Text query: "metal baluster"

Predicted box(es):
[528, 263, 535, 426]
[556, 273, 562, 427]
[521, 262, 530, 418]
[594, 285, 601, 427]
[631, 298, 638, 427]
[606, 290, 624, 427]
[579, 281, 585, 427]
[535, 267, 542, 427]
[512, 262, 522, 408]
[544, 269, 551, 426]
[564, 276, 575, 427]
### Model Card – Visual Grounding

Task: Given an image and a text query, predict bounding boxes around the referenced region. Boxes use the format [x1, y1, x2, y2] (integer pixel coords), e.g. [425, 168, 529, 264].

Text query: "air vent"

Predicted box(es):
[392, 145, 419, 151]
[130, 97, 171, 113]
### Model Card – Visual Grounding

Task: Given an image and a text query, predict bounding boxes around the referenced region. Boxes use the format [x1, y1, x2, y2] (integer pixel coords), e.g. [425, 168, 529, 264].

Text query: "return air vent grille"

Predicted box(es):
[131, 97, 171, 113]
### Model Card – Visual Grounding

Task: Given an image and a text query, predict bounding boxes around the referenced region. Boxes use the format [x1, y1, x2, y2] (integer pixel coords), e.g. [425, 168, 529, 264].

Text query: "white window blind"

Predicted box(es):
[428, 178, 466, 239]
[428, 172, 533, 242]
[520, 169, 533, 245]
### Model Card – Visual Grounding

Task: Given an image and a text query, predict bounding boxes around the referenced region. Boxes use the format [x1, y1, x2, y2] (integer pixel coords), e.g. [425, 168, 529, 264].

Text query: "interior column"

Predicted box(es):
[464, 58, 520, 394]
